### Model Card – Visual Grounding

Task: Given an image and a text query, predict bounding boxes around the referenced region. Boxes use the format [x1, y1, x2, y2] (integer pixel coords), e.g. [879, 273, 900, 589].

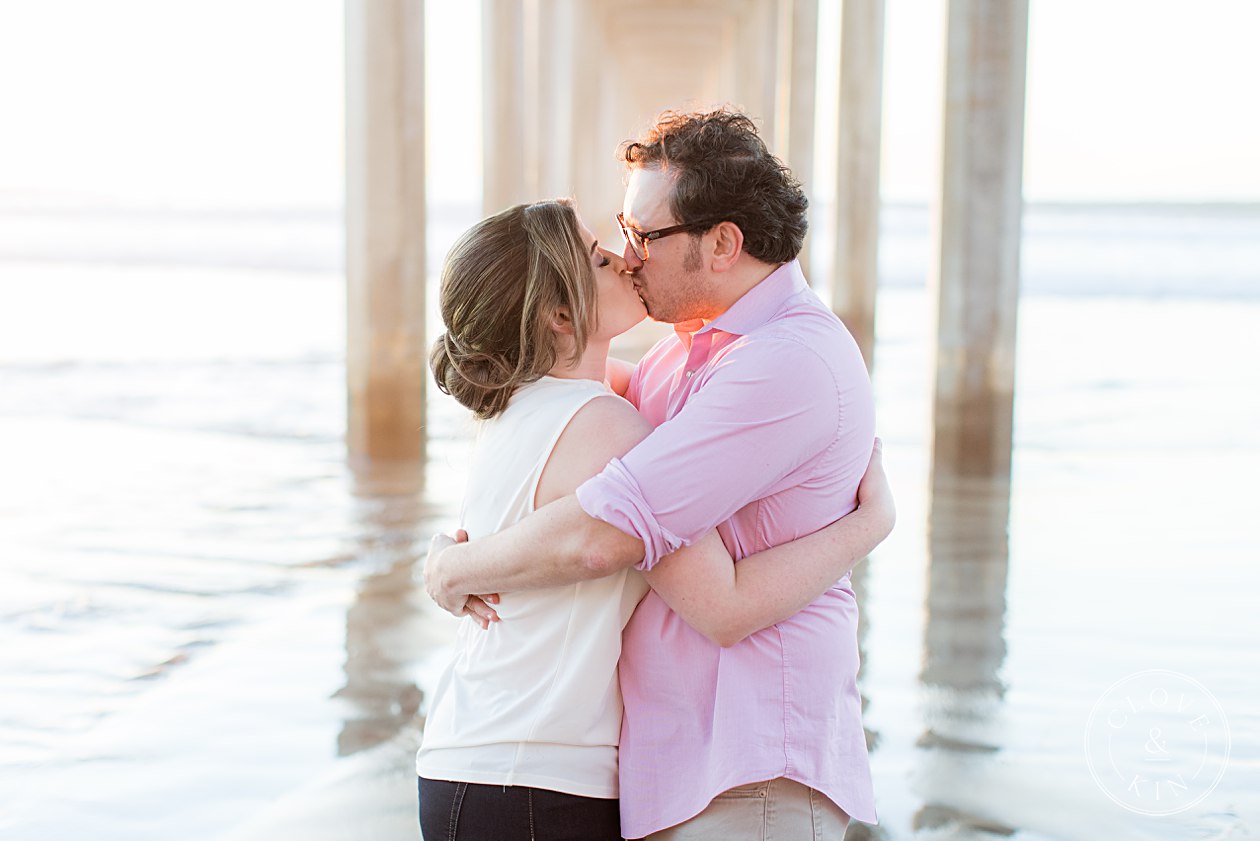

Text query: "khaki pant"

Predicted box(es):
[645, 778, 850, 841]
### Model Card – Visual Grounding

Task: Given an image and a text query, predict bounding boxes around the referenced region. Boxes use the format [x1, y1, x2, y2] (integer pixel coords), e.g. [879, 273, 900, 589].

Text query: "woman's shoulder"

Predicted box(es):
[534, 393, 652, 508]
[568, 391, 651, 439]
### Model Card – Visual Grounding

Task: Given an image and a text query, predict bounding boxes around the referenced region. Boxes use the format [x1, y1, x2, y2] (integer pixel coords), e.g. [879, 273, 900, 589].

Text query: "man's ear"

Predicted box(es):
[709, 221, 744, 272]
[550, 305, 574, 334]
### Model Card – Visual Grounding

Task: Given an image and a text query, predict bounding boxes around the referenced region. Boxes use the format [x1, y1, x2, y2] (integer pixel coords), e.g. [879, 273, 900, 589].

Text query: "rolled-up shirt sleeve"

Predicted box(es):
[575, 336, 841, 571]
[575, 457, 687, 569]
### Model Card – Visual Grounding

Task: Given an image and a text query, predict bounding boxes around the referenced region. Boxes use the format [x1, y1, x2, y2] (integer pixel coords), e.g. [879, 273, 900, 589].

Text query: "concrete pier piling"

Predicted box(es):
[931, 0, 1030, 481]
[832, 0, 887, 370]
[345, 0, 428, 462]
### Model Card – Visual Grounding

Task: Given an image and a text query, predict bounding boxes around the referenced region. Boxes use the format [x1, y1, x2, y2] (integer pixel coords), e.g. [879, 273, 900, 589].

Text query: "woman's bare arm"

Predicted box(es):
[642, 440, 894, 647]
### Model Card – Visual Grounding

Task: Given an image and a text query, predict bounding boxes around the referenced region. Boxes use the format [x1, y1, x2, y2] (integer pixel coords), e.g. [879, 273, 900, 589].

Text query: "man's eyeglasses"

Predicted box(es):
[616, 212, 720, 262]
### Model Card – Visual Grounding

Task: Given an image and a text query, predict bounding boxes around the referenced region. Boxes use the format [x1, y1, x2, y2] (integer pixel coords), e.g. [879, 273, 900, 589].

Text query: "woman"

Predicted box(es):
[415, 199, 890, 840]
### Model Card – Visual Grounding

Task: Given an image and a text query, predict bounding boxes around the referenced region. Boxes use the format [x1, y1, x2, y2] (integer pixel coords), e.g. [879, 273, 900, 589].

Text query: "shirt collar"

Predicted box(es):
[703, 260, 807, 337]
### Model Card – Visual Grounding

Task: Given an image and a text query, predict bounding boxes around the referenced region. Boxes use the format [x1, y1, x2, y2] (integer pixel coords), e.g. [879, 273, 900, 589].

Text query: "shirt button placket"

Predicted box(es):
[685, 333, 712, 385]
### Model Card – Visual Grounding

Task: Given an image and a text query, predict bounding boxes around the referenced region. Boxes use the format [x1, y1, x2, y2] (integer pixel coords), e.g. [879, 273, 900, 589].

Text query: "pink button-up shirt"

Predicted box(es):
[576, 260, 877, 838]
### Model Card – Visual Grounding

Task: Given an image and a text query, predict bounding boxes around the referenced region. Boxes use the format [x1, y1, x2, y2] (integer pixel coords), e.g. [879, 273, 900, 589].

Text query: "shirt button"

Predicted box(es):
[685, 370, 694, 378]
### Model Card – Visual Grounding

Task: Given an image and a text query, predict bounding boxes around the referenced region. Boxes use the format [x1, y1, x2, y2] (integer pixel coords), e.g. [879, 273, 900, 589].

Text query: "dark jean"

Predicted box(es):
[418, 776, 623, 841]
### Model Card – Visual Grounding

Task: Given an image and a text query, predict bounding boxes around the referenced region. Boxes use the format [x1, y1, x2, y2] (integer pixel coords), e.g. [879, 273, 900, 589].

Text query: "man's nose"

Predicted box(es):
[621, 240, 643, 271]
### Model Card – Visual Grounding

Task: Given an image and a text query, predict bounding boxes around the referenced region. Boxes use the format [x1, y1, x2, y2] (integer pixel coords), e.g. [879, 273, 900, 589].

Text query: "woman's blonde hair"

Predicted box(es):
[430, 199, 596, 419]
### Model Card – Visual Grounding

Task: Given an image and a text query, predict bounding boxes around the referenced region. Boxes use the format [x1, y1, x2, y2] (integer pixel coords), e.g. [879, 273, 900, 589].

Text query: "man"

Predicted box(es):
[427, 109, 882, 839]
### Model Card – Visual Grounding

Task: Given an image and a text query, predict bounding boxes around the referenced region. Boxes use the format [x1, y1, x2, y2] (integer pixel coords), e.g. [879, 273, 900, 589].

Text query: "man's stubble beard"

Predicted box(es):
[682, 235, 703, 275]
[651, 237, 708, 325]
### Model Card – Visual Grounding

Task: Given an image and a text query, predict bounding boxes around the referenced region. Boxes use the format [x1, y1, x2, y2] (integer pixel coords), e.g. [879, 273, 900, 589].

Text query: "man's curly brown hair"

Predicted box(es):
[620, 108, 808, 265]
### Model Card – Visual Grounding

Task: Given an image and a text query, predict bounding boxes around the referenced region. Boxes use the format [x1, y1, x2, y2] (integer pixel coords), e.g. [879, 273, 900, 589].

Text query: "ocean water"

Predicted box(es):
[1, 203, 1258, 840]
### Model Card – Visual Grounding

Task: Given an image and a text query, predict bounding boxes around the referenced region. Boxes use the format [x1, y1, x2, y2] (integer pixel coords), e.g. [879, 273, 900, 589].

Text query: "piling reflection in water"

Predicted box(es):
[920, 473, 1010, 698]
[913, 470, 1013, 835]
[334, 458, 433, 757]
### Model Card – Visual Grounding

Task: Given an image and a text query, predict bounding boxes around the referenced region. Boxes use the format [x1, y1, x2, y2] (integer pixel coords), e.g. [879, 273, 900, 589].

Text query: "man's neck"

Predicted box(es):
[708, 258, 783, 318]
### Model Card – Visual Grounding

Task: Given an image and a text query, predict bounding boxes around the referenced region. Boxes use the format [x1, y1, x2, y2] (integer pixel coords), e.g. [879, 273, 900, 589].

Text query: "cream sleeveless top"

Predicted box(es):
[415, 376, 649, 798]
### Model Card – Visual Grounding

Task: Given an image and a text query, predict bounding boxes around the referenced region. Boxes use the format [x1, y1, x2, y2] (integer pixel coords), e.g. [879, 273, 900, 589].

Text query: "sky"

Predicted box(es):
[0, 0, 1256, 209]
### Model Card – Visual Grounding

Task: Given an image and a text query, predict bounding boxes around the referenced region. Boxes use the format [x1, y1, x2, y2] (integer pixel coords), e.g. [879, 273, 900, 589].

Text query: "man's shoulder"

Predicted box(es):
[775, 285, 854, 337]
[733, 302, 863, 373]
